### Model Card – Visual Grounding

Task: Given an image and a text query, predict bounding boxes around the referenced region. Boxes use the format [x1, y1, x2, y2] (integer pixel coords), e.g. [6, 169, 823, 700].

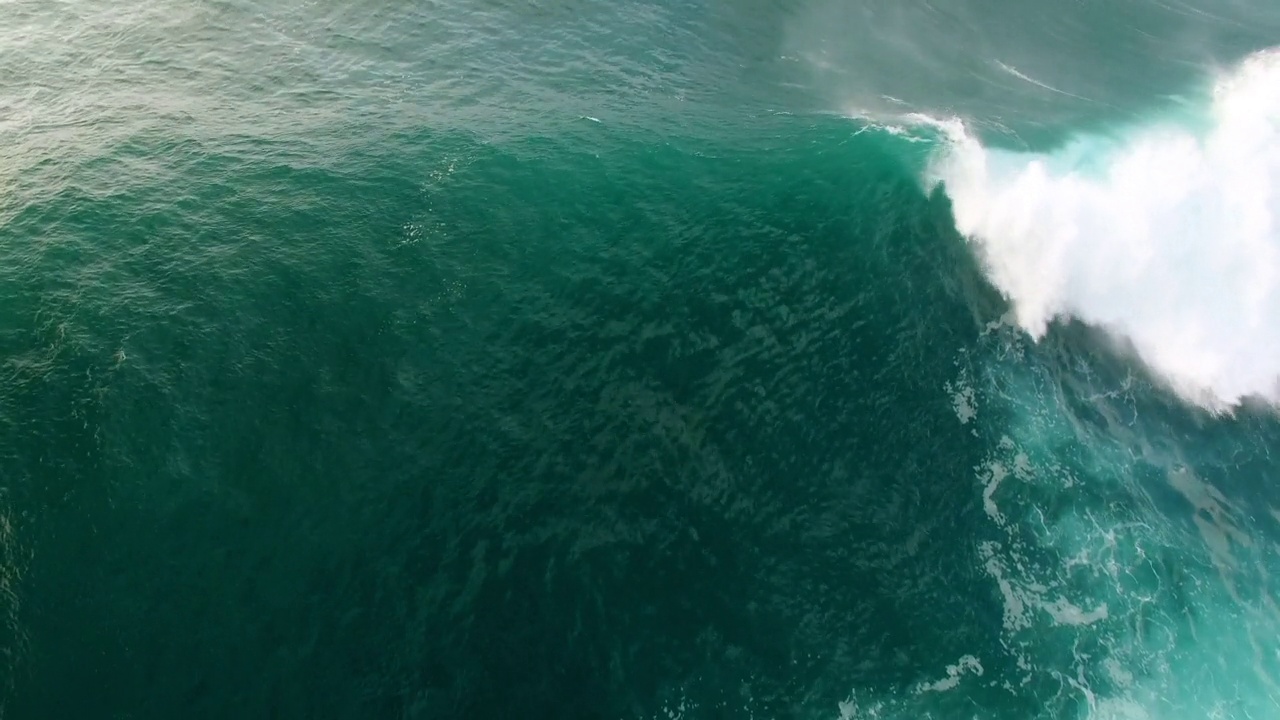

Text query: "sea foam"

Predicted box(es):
[928, 48, 1280, 409]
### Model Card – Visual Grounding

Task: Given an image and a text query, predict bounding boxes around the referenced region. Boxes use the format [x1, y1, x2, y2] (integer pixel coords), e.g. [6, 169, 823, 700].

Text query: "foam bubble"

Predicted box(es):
[929, 48, 1280, 409]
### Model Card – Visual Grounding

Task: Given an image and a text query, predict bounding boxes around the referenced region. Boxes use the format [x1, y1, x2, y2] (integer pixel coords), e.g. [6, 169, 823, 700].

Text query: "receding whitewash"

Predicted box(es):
[980, 541, 1032, 632]
[927, 47, 1280, 409]
[945, 376, 977, 425]
[915, 655, 984, 693]
[835, 693, 883, 720]
[981, 460, 1008, 522]
[1042, 597, 1109, 626]
[1091, 696, 1154, 720]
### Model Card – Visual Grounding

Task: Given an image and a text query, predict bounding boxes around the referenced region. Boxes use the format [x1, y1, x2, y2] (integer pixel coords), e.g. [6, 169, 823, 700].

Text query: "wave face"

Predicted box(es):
[3, 2, 1280, 720]
[929, 49, 1280, 408]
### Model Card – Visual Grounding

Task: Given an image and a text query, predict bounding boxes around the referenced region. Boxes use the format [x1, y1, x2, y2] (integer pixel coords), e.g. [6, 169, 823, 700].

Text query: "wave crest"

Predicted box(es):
[928, 48, 1280, 408]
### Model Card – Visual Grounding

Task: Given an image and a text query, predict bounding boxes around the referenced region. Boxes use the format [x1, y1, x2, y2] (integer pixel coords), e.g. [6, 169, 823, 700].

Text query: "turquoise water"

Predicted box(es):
[3, 1, 1280, 718]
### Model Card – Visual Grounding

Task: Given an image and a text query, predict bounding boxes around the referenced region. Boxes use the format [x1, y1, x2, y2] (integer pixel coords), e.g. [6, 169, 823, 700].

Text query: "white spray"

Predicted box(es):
[929, 49, 1280, 408]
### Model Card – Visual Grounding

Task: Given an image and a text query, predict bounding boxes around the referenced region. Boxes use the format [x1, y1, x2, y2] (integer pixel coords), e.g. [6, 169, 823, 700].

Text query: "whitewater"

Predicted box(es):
[928, 48, 1280, 409]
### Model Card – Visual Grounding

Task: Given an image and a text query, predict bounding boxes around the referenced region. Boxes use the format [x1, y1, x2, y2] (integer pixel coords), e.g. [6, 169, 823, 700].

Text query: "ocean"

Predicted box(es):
[2, 1, 1280, 718]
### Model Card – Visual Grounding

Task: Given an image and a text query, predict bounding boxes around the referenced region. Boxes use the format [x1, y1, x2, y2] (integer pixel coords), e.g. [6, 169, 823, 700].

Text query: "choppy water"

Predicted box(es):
[3, 1, 1280, 718]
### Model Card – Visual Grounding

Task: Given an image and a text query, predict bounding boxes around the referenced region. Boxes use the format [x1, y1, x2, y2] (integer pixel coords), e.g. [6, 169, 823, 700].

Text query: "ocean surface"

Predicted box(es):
[3, 1, 1280, 718]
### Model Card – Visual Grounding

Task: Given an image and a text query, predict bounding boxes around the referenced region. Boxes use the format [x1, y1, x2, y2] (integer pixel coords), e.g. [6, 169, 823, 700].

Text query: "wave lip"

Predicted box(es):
[928, 48, 1280, 409]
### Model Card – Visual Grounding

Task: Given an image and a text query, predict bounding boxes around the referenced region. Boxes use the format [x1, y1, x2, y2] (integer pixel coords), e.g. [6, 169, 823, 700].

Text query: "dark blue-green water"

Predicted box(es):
[4, 1, 1280, 718]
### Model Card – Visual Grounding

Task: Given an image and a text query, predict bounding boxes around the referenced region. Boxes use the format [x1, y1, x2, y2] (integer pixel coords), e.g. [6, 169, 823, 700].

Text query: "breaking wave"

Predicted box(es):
[928, 48, 1280, 409]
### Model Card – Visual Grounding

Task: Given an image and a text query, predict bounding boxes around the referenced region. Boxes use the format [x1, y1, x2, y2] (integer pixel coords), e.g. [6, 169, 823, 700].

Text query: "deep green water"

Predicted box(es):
[3, 1, 1280, 718]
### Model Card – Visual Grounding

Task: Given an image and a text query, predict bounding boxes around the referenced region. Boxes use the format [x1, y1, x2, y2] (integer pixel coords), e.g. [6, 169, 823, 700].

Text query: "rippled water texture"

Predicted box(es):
[3, 1, 1280, 719]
